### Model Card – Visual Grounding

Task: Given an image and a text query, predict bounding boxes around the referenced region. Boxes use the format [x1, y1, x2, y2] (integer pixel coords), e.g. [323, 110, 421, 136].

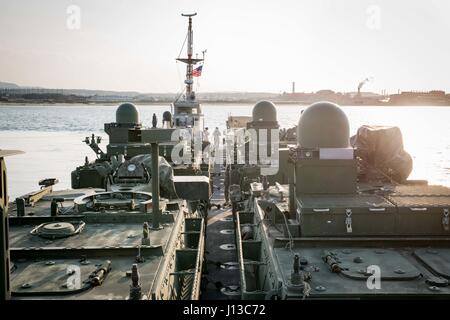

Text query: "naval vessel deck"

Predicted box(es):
[201, 160, 241, 299]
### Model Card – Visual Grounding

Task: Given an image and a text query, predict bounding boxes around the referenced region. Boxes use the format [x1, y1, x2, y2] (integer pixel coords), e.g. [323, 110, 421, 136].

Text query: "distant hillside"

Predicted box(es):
[0, 81, 141, 97]
[60, 89, 142, 97]
[0, 81, 20, 89]
[0, 81, 277, 101]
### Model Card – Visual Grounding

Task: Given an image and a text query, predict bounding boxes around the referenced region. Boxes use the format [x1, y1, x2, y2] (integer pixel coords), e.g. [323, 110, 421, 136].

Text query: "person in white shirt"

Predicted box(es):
[213, 127, 221, 148]
[203, 127, 210, 143]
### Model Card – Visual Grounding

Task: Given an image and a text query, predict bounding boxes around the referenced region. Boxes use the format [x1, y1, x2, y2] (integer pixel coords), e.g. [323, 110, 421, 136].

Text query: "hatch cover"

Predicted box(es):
[11, 259, 104, 295]
[30, 221, 85, 239]
[334, 248, 422, 280]
[275, 248, 422, 285]
[414, 248, 450, 279]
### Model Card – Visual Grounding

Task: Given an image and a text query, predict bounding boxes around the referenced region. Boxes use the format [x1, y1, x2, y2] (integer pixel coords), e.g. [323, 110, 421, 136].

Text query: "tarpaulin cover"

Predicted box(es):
[116, 154, 178, 199]
[351, 125, 413, 183]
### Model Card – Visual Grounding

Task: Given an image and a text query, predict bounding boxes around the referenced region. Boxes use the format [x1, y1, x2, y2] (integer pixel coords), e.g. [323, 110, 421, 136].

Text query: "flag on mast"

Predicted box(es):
[192, 65, 203, 77]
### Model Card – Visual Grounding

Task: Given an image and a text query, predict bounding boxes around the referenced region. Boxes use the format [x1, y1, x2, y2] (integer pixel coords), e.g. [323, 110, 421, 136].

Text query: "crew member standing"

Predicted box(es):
[213, 127, 221, 149]
[203, 127, 210, 143]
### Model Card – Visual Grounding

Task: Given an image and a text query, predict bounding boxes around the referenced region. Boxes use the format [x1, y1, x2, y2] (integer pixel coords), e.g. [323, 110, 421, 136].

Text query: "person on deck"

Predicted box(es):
[203, 127, 210, 143]
[213, 127, 221, 148]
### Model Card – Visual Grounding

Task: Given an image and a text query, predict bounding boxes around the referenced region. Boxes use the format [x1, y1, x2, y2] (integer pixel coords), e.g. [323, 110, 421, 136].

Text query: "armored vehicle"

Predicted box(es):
[229, 101, 450, 299]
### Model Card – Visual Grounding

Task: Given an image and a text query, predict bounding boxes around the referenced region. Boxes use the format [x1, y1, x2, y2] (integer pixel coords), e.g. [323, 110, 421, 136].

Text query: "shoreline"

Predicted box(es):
[1, 101, 450, 107]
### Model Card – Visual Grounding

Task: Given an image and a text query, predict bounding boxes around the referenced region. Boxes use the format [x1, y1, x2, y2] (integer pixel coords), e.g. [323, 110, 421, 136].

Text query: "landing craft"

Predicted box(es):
[227, 101, 450, 299]
[6, 102, 208, 300]
[3, 11, 450, 302]
[3, 14, 210, 300]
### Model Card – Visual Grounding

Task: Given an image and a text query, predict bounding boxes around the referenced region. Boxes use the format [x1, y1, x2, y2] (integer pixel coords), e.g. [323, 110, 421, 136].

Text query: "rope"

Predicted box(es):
[281, 211, 295, 256]
[373, 165, 400, 185]
[177, 31, 188, 59]
[175, 31, 189, 100]
[360, 158, 400, 185]
[302, 281, 311, 300]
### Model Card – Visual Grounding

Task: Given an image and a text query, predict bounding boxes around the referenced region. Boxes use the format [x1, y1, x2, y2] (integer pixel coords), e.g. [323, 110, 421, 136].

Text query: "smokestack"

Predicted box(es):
[292, 82, 296, 94]
[357, 78, 370, 95]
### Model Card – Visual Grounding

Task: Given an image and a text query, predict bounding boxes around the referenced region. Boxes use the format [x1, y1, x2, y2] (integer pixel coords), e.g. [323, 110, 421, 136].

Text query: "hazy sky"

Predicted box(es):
[1, 0, 450, 94]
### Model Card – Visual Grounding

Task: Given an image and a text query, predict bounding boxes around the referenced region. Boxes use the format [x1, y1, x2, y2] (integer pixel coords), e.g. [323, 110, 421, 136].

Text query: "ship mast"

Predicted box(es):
[177, 13, 203, 102]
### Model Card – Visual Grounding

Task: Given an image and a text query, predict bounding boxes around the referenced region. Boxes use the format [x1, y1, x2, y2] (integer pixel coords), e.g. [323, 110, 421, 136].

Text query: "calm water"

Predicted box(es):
[1, 103, 450, 199]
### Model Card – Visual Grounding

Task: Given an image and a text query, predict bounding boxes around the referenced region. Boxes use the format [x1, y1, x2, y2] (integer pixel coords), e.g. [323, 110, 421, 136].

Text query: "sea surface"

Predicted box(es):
[1, 103, 449, 199]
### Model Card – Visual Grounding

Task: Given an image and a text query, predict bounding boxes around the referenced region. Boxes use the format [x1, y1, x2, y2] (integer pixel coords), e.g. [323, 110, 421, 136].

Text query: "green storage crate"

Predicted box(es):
[388, 195, 450, 235]
[298, 194, 396, 236]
